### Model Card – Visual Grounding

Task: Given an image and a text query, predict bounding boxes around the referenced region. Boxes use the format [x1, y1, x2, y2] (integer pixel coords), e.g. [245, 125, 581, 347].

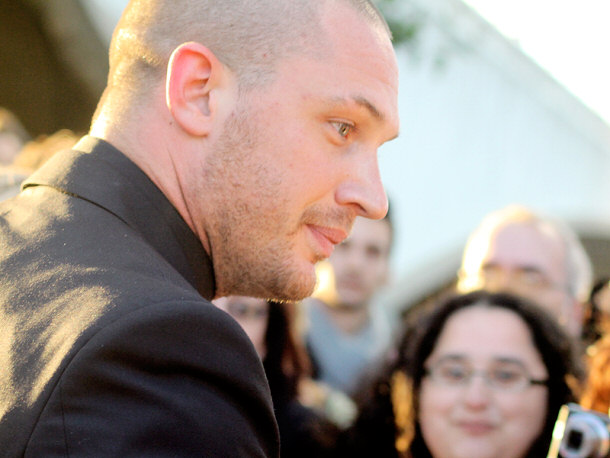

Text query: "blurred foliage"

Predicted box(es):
[375, 0, 467, 70]
[374, 0, 422, 46]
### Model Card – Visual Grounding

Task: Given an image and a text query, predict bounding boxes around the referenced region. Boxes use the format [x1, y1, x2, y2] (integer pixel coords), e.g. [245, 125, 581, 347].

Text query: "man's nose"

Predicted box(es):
[482, 269, 515, 293]
[334, 151, 387, 220]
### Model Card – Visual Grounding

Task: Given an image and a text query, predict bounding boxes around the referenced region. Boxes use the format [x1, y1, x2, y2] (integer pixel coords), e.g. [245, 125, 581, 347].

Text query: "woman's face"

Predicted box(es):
[418, 305, 549, 458]
[594, 285, 610, 334]
[212, 296, 269, 358]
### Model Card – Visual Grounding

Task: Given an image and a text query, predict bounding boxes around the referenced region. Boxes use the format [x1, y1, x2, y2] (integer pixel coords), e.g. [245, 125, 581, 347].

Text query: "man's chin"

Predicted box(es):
[331, 301, 367, 311]
[273, 287, 316, 303]
[269, 269, 317, 302]
[334, 290, 367, 308]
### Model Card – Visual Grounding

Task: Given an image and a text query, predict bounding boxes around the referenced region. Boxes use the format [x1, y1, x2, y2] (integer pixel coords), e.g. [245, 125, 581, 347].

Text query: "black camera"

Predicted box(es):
[547, 403, 610, 458]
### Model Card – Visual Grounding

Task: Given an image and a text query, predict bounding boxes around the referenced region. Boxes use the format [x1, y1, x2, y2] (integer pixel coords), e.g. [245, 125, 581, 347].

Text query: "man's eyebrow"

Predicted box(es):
[353, 96, 383, 121]
[518, 266, 545, 274]
[325, 95, 383, 121]
[322, 95, 400, 140]
[352, 96, 400, 141]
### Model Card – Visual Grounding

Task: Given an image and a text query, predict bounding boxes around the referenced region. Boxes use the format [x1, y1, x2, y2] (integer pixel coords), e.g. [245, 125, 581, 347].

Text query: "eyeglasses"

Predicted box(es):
[470, 265, 569, 295]
[226, 302, 268, 320]
[424, 357, 548, 392]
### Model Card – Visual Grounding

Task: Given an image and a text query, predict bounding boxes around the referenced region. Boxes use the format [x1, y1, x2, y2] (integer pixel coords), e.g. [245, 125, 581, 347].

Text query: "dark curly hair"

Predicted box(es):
[341, 290, 582, 458]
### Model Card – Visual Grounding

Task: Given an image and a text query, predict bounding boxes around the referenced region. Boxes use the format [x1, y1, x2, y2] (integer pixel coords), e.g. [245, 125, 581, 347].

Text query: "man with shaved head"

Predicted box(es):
[457, 204, 593, 339]
[0, 0, 400, 455]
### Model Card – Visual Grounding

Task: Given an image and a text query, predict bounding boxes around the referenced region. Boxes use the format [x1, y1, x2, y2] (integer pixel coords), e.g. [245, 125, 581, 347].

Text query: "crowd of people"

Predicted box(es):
[207, 202, 610, 457]
[1, 0, 610, 457]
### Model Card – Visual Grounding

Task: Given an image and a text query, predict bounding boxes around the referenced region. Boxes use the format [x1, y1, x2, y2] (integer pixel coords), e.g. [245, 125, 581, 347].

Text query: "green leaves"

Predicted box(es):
[374, 0, 422, 46]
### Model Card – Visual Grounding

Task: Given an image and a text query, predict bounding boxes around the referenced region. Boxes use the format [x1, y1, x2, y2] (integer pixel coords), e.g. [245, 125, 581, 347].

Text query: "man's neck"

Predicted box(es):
[322, 301, 370, 336]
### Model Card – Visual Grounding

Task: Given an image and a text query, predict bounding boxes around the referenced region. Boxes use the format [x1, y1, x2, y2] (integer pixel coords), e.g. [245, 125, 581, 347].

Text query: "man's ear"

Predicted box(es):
[166, 42, 228, 137]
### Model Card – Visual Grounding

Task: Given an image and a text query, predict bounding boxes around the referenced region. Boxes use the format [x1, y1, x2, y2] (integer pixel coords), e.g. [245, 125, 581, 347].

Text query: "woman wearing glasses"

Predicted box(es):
[339, 290, 581, 458]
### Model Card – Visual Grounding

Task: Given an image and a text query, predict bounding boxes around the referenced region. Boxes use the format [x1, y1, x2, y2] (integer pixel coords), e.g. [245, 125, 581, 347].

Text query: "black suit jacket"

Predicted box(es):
[0, 137, 279, 456]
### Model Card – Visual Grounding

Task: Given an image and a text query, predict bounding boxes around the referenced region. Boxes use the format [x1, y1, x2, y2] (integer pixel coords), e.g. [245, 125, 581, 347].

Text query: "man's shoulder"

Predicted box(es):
[0, 296, 277, 457]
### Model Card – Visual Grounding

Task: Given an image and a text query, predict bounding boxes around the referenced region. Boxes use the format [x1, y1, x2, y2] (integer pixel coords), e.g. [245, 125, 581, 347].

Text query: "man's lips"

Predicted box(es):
[307, 225, 348, 258]
[335, 277, 363, 291]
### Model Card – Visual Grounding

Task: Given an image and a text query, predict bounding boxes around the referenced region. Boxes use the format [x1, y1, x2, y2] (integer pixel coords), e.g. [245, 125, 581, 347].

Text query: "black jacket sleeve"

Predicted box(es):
[25, 301, 280, 457]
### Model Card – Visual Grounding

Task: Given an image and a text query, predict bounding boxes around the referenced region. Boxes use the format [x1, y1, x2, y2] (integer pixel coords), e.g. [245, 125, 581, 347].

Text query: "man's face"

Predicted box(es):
[329, 216, 391, 309]
[188, 3, 399, 300]
[0, 132, 23, 165]
[460, 223, 578, 334]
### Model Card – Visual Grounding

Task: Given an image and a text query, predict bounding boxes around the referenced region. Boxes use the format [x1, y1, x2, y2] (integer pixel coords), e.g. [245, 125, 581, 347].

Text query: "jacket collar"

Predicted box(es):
[22, 135, 215, 299]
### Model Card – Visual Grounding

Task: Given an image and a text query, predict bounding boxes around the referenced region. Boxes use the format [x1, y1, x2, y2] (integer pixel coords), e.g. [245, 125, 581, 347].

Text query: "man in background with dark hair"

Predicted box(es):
[305, 210, 394, 398]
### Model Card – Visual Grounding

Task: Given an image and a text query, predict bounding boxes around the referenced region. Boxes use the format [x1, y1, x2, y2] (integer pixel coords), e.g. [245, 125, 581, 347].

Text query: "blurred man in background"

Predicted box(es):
[305, 210, 394, 396]
[457, 204, 593, 339]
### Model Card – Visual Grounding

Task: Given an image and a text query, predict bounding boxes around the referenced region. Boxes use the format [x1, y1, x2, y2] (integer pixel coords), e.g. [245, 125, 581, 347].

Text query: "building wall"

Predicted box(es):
[377, 0, 610, 310]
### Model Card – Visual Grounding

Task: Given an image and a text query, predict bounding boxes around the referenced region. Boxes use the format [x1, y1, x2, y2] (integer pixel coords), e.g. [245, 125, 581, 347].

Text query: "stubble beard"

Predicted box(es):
[214, 214, 317, 301]
[202, 104, 317, 301]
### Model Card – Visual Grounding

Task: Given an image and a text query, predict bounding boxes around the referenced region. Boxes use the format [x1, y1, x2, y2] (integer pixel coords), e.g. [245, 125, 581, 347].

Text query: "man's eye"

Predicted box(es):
[365, 246, 383, 259]
[331, 121, 354, 138]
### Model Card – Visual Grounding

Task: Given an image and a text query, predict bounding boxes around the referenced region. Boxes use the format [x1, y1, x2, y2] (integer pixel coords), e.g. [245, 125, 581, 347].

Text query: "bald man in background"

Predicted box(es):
[457, 205, 592, 340]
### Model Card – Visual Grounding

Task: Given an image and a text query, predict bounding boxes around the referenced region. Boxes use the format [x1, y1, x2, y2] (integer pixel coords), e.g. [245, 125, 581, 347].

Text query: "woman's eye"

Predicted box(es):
[440, 365, 467, 382]
[331, 121, 354, 138]
[492, 369, 521, 383]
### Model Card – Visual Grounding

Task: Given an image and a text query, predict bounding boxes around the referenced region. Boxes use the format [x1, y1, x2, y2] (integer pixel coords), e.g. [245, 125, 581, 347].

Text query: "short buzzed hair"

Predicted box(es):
[106, 0, 390, 98]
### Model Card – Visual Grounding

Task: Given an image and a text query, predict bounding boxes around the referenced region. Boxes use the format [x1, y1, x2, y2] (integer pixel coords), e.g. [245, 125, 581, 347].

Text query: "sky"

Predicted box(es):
[462, 0, 610, 124]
